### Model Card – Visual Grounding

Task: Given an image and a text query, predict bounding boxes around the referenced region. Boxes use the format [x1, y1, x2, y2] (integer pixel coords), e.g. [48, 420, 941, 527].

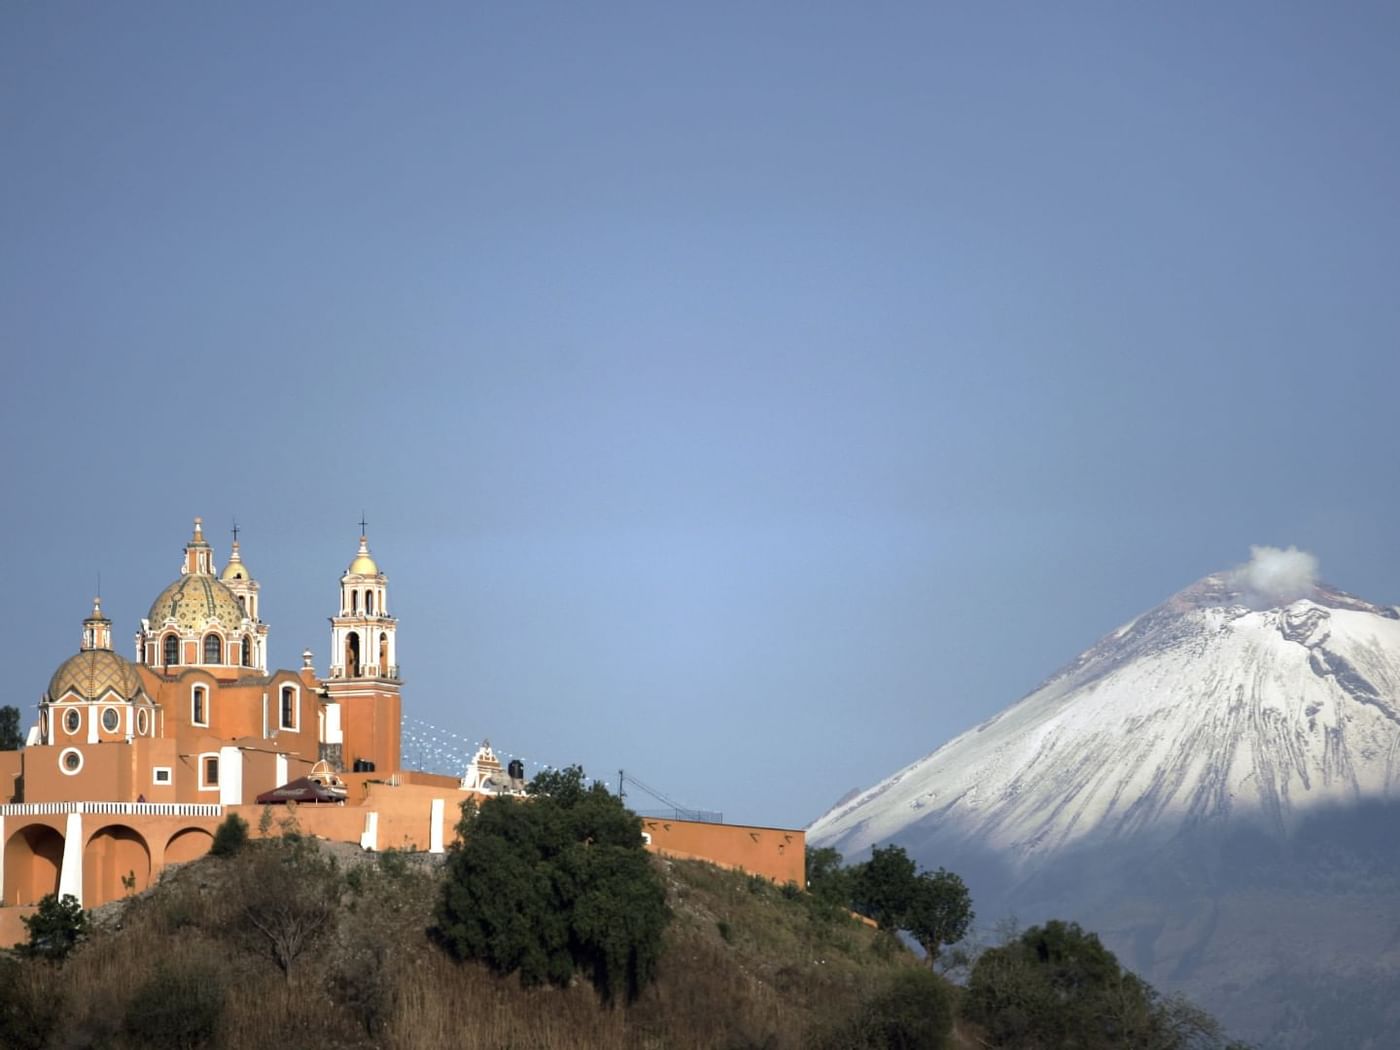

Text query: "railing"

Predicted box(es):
[0, 802, 223, 818]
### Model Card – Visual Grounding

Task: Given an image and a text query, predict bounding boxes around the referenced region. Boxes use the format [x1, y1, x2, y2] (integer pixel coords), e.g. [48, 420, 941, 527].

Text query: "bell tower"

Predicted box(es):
[324, 524, 401, 774]
[220, 522, 269, 672]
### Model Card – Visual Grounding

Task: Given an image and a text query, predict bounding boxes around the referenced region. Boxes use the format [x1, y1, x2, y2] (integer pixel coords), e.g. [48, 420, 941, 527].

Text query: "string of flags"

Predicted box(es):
[398, 716, 611, 791]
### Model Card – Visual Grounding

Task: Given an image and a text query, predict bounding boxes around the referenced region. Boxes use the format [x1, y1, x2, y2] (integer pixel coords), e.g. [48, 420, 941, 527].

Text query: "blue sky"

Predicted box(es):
[3, 3, 1398, 828]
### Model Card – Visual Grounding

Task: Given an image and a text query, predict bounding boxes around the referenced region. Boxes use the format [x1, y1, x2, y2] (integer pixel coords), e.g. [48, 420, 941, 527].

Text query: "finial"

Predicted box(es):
[301, 648, 315, 669]
[193, 516, 204, 541]
[231, 518, 240, 544]
[91, 595, 103, 618]
[358, 511, 368, 539]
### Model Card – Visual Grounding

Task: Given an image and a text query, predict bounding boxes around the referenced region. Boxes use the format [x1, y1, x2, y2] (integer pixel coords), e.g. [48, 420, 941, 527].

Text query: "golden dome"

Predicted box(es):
[347, 535, 379, 576]
[148, 574, 247, 633]
[48, 649, 144, 703]
[220, 541, 251, 581]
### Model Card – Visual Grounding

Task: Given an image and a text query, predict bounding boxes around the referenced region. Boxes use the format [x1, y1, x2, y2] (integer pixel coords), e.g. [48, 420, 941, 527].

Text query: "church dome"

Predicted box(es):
[347, 535, 379, 576]
[221, 558, 251, 582]
[148, 574, 246, 633]
[48, 649, 144, 703]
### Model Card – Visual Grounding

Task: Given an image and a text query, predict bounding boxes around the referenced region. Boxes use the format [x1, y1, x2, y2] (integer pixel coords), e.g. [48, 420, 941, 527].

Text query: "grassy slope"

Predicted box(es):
[13, 843, 970, 1050]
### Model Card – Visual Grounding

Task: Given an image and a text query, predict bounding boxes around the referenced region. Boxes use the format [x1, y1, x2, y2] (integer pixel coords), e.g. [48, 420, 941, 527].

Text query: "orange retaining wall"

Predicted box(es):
[640, 817, 804, 887]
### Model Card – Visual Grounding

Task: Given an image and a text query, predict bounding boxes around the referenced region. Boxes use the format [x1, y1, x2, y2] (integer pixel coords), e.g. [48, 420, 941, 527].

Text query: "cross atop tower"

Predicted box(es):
[358, 512, 368, 537]
[231, 519, 240, 544]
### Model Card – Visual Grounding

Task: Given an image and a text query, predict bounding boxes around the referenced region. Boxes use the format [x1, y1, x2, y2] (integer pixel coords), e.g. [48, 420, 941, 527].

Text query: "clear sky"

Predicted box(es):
[3, 3, 1398, 828]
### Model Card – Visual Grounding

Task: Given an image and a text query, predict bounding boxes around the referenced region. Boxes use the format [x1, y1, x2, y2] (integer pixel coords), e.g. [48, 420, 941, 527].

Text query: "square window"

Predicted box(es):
[153, 767, 171, 785]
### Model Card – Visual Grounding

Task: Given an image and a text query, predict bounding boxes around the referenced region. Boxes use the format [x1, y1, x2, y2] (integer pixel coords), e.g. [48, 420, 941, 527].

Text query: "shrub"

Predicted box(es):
[123, 961, 225, 1049]
[815, 967, 953, 1049]
[0, 955, 63, 1050]
[210, 812, 248, 857]
[433, 765, 669, 1004]
[20, 893, 88, 963]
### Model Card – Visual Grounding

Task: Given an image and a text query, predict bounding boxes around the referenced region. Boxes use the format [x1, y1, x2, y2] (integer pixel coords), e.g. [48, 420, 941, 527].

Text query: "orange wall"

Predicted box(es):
[639, 818, 805, 887]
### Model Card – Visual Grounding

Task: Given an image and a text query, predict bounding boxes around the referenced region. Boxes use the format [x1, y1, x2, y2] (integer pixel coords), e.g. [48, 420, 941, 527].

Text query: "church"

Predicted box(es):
[19, 518, 401, 807]
[0, 518, 804, 937]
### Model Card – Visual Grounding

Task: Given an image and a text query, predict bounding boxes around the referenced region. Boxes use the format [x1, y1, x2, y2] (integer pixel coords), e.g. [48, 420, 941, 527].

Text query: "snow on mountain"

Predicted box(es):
[809, 572, 1400, 866]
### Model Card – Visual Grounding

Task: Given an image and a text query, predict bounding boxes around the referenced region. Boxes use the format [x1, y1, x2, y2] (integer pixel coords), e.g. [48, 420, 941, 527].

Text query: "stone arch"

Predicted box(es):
[84, 824, 151, 904]
[4, 824, 64, 906]
[164, 827, 214, 865]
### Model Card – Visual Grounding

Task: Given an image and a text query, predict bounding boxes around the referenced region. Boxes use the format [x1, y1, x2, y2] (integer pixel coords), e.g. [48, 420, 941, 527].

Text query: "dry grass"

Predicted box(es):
[11, 847, 929, 1049]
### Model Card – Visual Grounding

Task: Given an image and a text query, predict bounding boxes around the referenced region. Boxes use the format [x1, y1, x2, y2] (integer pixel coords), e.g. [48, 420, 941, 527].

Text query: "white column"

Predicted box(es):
[0, 814, 6, 900]
[429, 798, 445, 854]
[219, 746, 244, 806]
[87, 707, 98, 744]
[59, 811, 84, 905]
[275, 753, 288, 787]
[360, 811, 378, 851]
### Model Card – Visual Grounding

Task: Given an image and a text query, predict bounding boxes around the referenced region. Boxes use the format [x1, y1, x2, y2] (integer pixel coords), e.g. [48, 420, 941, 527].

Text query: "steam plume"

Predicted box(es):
[1230, 545, 1319, 608]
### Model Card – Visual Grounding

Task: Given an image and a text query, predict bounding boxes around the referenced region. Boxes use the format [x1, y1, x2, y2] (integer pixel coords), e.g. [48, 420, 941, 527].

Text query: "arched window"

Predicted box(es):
[379, 633, 389, 675]
[203, 634, 222, 664]
[280, 685, 297, 730]
[163, 634, 180, 666]
[345, 632, 361, 677]
[366, 590, 375, 615]
[242, 636, 253, 666]
[351, 589, 358, 613]
[192, 685, 208, 726]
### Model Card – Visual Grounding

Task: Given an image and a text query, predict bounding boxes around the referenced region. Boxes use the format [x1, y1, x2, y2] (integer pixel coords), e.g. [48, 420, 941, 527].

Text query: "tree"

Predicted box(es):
[905, 868, 973, 965]
[0, 705, 23, 750]
[851, 844, 918, 930]
[20, 893, 89, 963]
[433, 765, 669, 1004]
[806, 846, 852, 902]
[210, 811, 248, 857]
[964, 919, 1246, 1050]
[230, 836, 340, 982]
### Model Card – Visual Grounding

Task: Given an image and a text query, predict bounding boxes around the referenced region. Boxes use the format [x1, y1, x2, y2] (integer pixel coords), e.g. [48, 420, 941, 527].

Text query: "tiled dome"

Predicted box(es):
[47, 649, 144, 702]
[148, 574, 246, 633]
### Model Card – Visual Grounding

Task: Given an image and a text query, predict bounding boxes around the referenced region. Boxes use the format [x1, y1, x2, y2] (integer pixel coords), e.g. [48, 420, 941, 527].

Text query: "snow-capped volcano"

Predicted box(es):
[810, 565, 1400, 1048]
[809, 573, 1400, 864]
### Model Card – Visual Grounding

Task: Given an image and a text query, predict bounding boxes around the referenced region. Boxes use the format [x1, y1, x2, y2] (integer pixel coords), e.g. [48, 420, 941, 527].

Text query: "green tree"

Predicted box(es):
[19, 892, 89, 963]
[806, 846, 852, 903]
[0, 705, 23, 750]
[964, 919, 1244, 1050]
[433, 765, 669, 1004]
[851, 844, 918, 930]
[905, 868, 973, 965]
[210, 811, 249, 857]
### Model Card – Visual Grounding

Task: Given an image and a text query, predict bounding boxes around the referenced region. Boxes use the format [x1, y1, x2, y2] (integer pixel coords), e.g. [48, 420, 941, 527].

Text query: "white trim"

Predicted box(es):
[197, 751, 220, 792]
[429, 798, 445, 853]
[153, 766, 172, 785]
[58, 747, 84, 776]
[279, 683, 300, 731]
[360, 811, 379, 851]
[136, 708, 150, 736]
[101, 706, 120, 734]
[218, 745, 243, 805]
[59, 811, 84, 906]
[62, 706, 81, 736]
[0, 801, 221, 817]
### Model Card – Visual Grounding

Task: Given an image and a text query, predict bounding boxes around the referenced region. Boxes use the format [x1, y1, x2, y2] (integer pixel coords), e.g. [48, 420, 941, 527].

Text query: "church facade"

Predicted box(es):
[20, 518, 400, 808]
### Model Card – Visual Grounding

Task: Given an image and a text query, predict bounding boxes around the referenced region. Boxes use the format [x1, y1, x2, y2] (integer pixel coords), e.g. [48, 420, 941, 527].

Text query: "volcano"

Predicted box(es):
[810, 571, 1400, 1048]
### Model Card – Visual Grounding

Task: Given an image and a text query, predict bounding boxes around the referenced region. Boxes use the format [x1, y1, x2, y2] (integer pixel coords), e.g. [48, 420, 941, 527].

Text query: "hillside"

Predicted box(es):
[1, 839, 947, 1050]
